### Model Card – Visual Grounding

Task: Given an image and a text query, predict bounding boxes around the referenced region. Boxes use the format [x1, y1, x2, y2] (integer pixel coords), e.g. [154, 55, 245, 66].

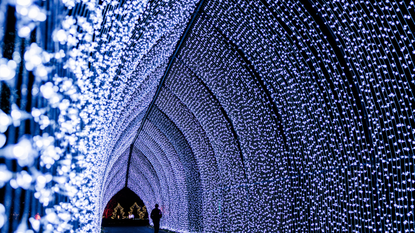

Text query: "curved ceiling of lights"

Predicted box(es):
[1, 0, 414, 232]
[93, 0, 415, 232]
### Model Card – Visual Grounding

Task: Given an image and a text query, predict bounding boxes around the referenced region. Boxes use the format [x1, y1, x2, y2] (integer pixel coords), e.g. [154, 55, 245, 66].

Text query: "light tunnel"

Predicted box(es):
[0, 0, 414, 232]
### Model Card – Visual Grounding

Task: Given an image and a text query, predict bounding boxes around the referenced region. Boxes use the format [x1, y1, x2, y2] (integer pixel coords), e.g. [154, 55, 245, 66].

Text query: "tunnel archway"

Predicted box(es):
[0, 0, 414, 232]
[102, 187, 149, 226]
[97, 0, 415, 232]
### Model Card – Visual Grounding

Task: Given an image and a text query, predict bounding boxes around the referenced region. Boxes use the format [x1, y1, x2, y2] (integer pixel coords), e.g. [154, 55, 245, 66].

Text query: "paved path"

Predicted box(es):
[103, 226, 169, 233]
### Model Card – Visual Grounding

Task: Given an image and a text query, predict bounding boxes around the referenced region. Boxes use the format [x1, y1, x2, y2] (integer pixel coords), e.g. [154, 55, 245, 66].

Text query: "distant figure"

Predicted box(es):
[150, 204, 162, 233]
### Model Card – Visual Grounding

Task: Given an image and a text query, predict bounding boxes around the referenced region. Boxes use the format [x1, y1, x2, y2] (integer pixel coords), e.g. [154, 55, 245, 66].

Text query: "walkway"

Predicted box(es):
[102, 226, 170, 233]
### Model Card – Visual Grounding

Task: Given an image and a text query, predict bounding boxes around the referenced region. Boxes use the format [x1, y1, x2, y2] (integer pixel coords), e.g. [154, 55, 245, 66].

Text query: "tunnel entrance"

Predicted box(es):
[102, 187, 149, 227]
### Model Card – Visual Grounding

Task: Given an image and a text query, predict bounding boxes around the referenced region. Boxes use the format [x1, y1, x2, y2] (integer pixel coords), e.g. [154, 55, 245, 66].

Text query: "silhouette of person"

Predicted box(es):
[151, 204, 162, 233]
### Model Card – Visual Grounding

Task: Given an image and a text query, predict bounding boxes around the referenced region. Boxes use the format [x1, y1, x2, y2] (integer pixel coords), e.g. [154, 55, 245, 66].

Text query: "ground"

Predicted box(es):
[102, 226, 169, 233]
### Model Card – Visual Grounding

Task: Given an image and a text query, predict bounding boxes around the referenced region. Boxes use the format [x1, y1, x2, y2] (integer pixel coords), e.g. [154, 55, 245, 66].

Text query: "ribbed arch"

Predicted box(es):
[142, 120, 190, 232]
[155, 86, 221, 231]
[98, 16, 188, 207]
[99, 0, 193, 155]
[101, 184, 125, 218]
[126, 148, 165, 222]
[104, 78, 156, 162]
[101, 148, 130, 212]
[200, 0, 365, 174]
[102, 174, 126, 209]
[128, 165, 155, 208]
[147, 105, 203, 232]
[126, 166, 156, 222]
[101, 122, 142, 202]
[101, 148, 154, 213]
[130, 147, 164, 206]
[174, 4, 361, 229]
[165, 60, 246, 185]
[133, 139, 172, 227]
[136, 130, 183, 230]
[156, 87, 220, 189]
[177, 17, 285, 183]
[163, 61, 252, 231]
[100, 70, 159, 193]
[102, 149, 129, 191]
[103, 165, 126, 205]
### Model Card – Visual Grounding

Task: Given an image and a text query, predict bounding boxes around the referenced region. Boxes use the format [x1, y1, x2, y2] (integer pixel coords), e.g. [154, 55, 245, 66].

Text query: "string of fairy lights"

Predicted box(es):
[0, 0, 414, 232]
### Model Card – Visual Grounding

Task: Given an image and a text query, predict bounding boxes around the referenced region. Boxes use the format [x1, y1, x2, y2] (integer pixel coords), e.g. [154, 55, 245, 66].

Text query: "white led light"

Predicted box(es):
[1, 0, 414, 232]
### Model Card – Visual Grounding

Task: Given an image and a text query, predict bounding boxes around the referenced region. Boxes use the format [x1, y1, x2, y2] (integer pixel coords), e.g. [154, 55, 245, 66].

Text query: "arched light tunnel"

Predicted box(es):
[0, 0, 414, 232]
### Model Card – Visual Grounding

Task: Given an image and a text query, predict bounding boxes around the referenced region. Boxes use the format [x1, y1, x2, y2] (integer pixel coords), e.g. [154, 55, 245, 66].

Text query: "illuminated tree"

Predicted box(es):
[128, 202, 140, 218]
[139, 206, 147, 220]
[111, 203, 126, 219]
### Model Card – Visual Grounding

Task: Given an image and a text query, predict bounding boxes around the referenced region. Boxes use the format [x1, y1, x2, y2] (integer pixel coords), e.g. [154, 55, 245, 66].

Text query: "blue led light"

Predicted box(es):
[0, 0, 414, 232]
